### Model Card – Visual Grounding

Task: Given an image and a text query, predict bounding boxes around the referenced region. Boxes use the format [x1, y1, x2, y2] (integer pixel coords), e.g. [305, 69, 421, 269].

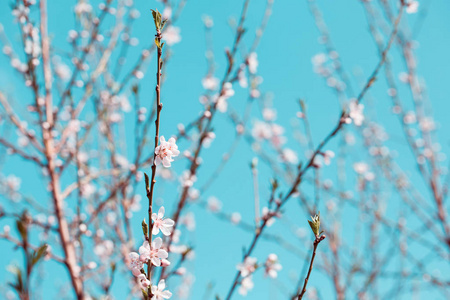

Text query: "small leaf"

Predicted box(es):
[151, 9, 162, 31]
[111, 262, 117, 274]
[250, 157, 258, 169]
[31, 244, 48, 266]
[15, 219, 27, 241]
[142, 289, 148, 298]
[308, 220, 319, 236]
[142, 219, 148, 237]
[155, 37, 160, 48]
[144, 173, 150, 193]
[299, 99, 306, 112]
[151, 9, 159, 29]
[270, 178, 279, 190]
[307, 212, 321, 237]
[161, 19, 168, 30]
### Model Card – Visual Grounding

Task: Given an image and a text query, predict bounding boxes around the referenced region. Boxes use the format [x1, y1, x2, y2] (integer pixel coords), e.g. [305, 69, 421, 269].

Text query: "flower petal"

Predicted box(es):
[158, 206, 165, 219]
[153, 237, 162, 249]
[158, 279, 166, 290]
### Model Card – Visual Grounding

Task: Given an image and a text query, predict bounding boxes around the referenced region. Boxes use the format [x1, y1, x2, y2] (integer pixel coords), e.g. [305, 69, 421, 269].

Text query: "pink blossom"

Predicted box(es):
[5, 175, 21, 191]
[247, 52, 258, 74]
[180, 171, 196, 188]
[12, 5, 29, 23]
[270, 124, 286, 147]
[262, 108, 277, 121]
[264, 254, 282, 278]
[323, 150, 335, 165]
[162, 7, 172, 19]
[155, 136, 180, 168]
[231, 212, 241, 225]
[151, 279, 173, 300]
[349, 100, 364, 126]
[238, 67, 248, 88]
[74, 2, 92, 15]
[180, 212, 196, 231]
[128, 252, 143, 277]
[207, 196, 222, 213]
[406, 1, 419, 14]
[281, 148, 299, 164]
[250, 88, 260, 98]
[152, 206, 175, 236]
[202, 75, 219, 90]
[353, 162, 369, 174]
[262, 207, 279, 226]
[139, 238, 169, 267]
[216, 82, 234, 113]
[238, 276, 254, 296]
[419, 118, 435, 132]
[237, 257, 257, 277]
[353, 162, 375, 181]
[252, 121, 272, 140]
[137, 274, 151, 289]
[162, 26, 181, 46]
[403, 111, 416, 124]
[188, 188, 200, 202]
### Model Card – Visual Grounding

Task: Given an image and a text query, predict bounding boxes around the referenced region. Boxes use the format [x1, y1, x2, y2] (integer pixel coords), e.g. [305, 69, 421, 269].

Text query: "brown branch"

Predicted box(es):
[297, 235, 326, 300]
[40, 0, 83, 298]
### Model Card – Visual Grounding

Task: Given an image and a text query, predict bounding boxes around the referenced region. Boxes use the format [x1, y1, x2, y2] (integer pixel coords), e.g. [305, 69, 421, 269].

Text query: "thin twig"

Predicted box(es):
[297, 235, 326, 299]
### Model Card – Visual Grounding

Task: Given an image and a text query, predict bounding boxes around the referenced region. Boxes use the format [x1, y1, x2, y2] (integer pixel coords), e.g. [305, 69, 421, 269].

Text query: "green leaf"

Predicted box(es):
[15, 219, 27, 241]
[308, 220, 319, 236]
[307, 212, 321, 237]
[8, 266, 24, 294]
[142, 219, 148, 237]
[151, 9, 162, 30]
[299, 99, 306, 112]
[270, 178, 279, 190]
[31, 244, 48, 266]
[161, 19, 168, 30]
[144, 173, 150, 193]
[132, 84, 139, 94]
[142, 289, 148, 298]
[155, 37, 161, 48]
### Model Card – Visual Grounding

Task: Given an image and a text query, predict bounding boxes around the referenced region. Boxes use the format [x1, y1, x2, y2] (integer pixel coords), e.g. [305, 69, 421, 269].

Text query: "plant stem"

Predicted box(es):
[297, 235, 325, 300]
[40, 0, 84, 298]
[145, 27, 163, 299]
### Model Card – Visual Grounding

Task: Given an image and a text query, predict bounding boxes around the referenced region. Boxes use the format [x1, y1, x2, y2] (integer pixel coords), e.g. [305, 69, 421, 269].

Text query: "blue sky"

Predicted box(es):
[1, 0, 450, 299]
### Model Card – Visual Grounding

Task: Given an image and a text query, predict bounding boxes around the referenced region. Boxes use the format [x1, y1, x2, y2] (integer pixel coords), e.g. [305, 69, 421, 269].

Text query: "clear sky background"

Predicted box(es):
[1, 0, 450, 299]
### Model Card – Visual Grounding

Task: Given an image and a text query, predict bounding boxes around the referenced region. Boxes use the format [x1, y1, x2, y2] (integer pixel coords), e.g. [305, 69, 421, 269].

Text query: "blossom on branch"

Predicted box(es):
[128, 252, 144, 277]
[238, 276, 254, 296]
[151, 279, 173, 299]
[264, 254, 282, 278]
[155, 136, 180, 168]
[139, 237, 169, 267]
[348, 100, 364, 126]
[152, 206, 175, 236]
[137, 274, 151, 289]
[237, 256, 257, 277]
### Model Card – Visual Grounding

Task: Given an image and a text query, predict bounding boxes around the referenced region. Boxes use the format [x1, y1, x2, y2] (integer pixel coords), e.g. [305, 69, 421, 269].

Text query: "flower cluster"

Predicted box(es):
[127, 206, 174, 297]
[347, 100, 364, 126]
[237, 257, 257, 296]
[264, 254, 282, 278]
[155, 136, 180, 168]
[216, 82, 235, 113]
[235, 253, 282, 296]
